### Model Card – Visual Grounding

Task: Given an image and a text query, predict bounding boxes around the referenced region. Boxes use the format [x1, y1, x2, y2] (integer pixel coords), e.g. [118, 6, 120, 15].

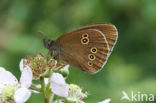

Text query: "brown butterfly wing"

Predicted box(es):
[66, 24, 118, 53]
[56, 24, 118, 73]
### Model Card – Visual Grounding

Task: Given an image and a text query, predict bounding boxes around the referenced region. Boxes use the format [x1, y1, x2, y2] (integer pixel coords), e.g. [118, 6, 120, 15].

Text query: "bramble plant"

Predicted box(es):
[0, 54, 110, 103]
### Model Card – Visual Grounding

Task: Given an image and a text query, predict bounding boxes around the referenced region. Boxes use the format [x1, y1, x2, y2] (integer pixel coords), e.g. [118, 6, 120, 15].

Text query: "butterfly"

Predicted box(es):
[43, 23, 118, 73]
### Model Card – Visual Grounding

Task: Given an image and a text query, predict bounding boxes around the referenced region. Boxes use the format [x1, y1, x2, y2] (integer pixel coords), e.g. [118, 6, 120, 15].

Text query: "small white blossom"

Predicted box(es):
[67, 84, 87, 103]
[98, 98, 111, 103]
[0, 60, 33, 103]
[49, 73, 68, 97]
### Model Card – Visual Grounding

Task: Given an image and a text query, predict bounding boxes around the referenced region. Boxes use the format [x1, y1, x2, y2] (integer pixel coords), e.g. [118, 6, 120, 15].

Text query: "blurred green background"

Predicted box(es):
[0, 0, 156, 103]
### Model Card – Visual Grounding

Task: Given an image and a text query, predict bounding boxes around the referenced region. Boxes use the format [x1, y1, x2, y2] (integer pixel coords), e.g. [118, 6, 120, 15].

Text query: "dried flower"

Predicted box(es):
[21, 54, 56, 80]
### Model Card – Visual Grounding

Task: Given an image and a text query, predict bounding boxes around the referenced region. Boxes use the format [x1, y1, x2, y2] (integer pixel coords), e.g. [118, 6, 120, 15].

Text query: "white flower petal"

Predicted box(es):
[62, 65, 70, 71]
[44, 78, 49, 85]
[60, 65, 70, 75]
[31, 90, 40, 94]
[0, 71, 18, 93]
[20, 66, 32, 88]
[19, 59, 24, 71]
[49, 73, 68, 97]
[50, 73, 66, 85]
[0, 67, 6, 73]
[14, 88, 31, 103]
[98, 98, 111, 103]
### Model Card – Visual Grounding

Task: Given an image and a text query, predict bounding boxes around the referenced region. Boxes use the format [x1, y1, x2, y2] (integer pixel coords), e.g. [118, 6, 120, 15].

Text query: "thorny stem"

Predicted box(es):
[40, 77, 49, 103]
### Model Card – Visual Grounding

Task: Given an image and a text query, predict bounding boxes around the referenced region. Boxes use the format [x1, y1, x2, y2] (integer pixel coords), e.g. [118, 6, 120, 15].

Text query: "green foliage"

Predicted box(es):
[0, 0, 156, 103]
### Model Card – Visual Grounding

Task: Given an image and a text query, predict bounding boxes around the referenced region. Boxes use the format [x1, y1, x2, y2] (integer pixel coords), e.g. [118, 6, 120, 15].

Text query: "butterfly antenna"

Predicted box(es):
[37, 31, 49, 40]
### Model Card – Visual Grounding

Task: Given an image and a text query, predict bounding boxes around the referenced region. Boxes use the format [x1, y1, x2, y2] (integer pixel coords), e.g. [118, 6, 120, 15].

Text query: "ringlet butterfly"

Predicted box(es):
[43, 23, 118, 73]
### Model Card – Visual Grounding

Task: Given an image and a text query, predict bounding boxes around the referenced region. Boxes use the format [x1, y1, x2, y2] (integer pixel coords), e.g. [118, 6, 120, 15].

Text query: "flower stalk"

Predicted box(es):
[40, 77, 49, 103]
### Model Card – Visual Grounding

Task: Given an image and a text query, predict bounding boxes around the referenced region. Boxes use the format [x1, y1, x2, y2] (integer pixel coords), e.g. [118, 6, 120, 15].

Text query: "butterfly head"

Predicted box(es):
[43, 39, 55, 50]
[43, 39, 59, 59]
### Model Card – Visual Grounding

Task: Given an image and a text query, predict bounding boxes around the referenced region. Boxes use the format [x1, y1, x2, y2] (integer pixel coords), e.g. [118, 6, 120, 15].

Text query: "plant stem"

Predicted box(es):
[49, 93, 54, 103]
[40, 77, 49, 103]
[30, 84, 42, 92]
